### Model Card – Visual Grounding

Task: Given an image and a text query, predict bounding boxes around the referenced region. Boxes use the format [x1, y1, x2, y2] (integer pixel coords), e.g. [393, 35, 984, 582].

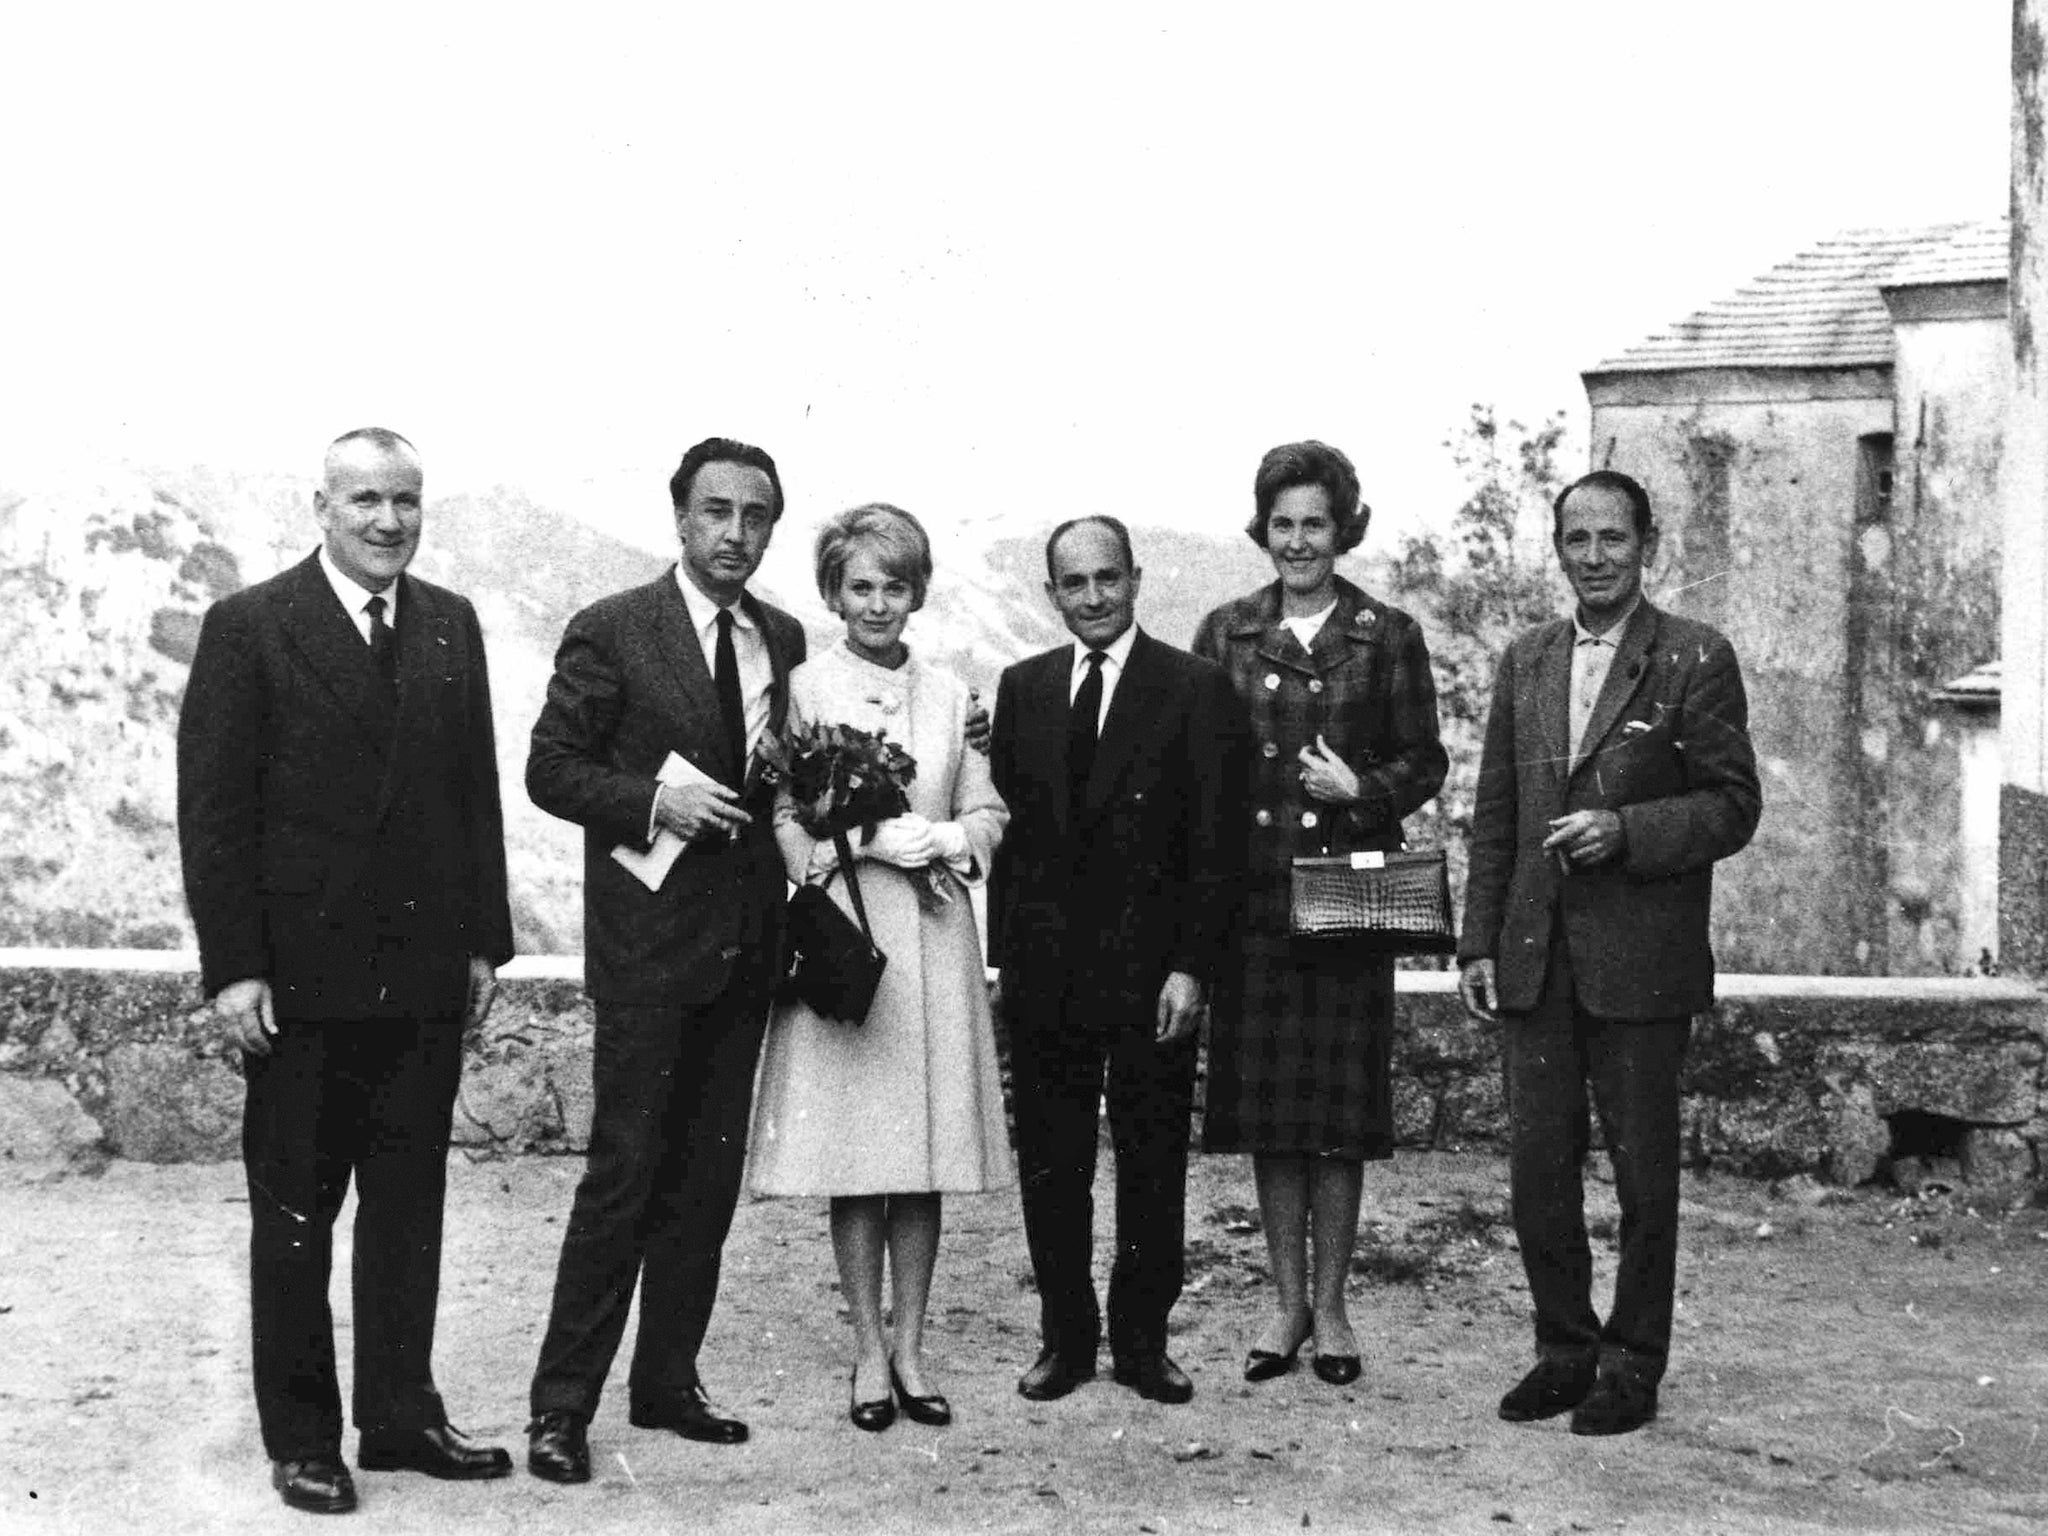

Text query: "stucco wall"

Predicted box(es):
[1587, 380, 1895, 974]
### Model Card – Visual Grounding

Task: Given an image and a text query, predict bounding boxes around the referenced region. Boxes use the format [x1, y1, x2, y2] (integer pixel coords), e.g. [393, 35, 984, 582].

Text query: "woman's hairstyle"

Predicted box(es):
[1246, 440, 1369, 553]
[814, 502, 934, 610]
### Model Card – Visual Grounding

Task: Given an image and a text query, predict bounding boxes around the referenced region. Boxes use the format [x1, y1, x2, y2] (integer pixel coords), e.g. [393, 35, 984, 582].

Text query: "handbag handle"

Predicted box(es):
[826, 829, 877, 943]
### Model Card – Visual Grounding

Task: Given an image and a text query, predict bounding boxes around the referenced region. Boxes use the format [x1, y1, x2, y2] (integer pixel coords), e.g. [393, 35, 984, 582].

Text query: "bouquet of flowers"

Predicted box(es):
[755, 720, 953, 909]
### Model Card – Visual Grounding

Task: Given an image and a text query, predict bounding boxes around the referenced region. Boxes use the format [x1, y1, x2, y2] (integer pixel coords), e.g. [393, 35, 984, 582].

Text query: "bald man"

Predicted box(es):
[178, 428, 515, 1513]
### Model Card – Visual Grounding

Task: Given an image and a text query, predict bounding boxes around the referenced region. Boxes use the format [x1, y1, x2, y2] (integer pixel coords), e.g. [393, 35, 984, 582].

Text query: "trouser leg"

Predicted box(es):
[1503, 946, 1601, 1365]
[529, 1001, 686, 1419]
[1006, 993, 1107, 1361]
[1587, 1013, 1691, 1382]
[243, 1021, 354, 1460]
[627, 968, 771, 1408]
[1104, 1021, 1196, 1361]
[350, 1015, 463, 1433]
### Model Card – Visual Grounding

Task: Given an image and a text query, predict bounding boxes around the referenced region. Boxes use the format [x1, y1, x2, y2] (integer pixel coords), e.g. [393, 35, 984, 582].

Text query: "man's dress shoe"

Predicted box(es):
[1016, 1350, 1096, 1401]
[1498, 1357, 1598, 1423]
[357, 1423, 512, 1480]
[628, 1383, 750, 1444]
[272, 1454, 357, 1514]
[1112, 1353, 1195, 1404]
[525, 1411, 591, 1484]
[1570, 1371, 1658, 1436]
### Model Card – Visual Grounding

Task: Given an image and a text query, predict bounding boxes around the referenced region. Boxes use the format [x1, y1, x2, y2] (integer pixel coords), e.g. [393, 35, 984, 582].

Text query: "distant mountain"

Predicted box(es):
[0, 465, 1271, 955]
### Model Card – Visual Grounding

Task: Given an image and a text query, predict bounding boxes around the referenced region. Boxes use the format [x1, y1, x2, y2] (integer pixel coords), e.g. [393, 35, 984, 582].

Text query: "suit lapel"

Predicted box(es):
[650, 571, 736, 781]
[275, 552, 396, 742]
[1532, 622, 1573, 791]
[1083, 630, 1161, 815]
[1571, 602, 1658, 778]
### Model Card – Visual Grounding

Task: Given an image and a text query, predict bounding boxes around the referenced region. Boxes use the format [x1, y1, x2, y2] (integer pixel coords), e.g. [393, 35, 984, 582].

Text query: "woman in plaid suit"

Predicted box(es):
[1192, 441, 1446, 1386]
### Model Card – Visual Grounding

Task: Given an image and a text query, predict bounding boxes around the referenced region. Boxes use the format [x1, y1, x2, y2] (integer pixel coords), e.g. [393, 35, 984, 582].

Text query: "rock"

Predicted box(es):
[0, 1074, 103, 1163]
[454, 1056, 559, 1151]
[1962, 1129, 2037, 1185]
[101, 1044, 240, 1162]
[1822, 1080, 1888, 1185]
[545, 1041, 595, 1152]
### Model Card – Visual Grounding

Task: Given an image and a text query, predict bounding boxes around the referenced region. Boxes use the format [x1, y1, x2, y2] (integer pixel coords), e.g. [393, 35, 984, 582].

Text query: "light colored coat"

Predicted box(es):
[747, 642, 1013, 1196]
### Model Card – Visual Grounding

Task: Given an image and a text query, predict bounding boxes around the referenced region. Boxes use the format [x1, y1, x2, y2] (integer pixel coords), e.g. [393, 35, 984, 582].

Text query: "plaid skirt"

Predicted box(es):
[1202, 924, 1396, 1160]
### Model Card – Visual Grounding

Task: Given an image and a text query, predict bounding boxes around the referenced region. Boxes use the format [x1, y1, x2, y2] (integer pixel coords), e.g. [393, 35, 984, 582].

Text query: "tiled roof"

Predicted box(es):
[1591, 219, 2009, 374]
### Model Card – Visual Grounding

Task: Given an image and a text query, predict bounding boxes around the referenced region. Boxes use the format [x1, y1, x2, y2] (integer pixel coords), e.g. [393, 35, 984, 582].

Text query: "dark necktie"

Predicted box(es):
[365, 594, 397, 692]
[1068, 649, 1106, 814]
[714, 608, 747, 778]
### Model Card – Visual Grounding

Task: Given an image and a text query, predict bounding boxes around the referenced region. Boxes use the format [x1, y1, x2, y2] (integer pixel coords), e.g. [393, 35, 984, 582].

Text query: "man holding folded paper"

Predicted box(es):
[523, 437, 808, 1483]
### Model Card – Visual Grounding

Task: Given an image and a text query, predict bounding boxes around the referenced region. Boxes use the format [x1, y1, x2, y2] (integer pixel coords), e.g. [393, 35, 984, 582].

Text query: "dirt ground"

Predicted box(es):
[2, 1149, 2044, 1536]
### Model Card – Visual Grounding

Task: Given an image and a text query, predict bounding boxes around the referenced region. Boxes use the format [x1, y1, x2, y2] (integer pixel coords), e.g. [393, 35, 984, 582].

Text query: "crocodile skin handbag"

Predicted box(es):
[1289, 847, 1457, 954]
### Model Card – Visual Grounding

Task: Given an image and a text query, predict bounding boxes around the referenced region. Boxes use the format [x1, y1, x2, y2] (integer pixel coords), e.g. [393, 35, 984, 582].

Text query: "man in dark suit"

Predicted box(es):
[989, 516, 1250, 1406]
[177, 427, 515, 1514]
[1459, 469, 1761, 1436]
[523, 437, 807, 1483]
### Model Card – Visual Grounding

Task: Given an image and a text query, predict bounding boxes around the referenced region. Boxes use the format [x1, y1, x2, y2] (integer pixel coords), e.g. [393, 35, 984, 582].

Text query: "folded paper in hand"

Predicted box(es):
[611, 752, 729, 893]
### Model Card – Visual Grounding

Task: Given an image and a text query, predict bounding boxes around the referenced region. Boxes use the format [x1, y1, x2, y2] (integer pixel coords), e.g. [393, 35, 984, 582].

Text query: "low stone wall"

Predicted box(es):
[1, 951, 2043, 1187]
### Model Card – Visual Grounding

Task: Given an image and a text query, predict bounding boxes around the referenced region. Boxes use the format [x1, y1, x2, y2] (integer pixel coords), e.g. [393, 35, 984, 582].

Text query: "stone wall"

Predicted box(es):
[1, 953, 2043, 1188]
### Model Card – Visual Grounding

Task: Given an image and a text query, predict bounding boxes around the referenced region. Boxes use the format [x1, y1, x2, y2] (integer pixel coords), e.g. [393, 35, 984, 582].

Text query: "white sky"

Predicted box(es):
[0, 1, 2011, 550]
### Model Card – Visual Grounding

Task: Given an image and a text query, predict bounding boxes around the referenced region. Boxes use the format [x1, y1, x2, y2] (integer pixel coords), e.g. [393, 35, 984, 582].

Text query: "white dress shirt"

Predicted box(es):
[674, 566, 773, 757]
[1568, 595, 1640, 764]
[318, 544, 397, 643]
[1068, 622, 1140, 734]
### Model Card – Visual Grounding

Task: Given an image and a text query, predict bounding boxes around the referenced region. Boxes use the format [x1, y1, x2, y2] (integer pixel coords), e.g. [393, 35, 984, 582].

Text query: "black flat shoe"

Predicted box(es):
[849, 1369, 896, 1432]
[1312, 1353, 1362, 1386]
[1244, 1307, 1314, 1382]
[358, 1422, 512, 1480]
[890, 1362, 953, 1427]
[629, 1384, 749, 1444]
[272, 1454, 357, 1514]
[525, 1411, 591, 1484]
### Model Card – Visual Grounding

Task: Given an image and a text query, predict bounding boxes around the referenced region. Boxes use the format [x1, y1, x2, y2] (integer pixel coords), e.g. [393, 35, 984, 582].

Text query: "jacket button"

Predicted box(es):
[1264, 673, 1281, 690]
[721, 944, 742, 960]
[1261, 741, 1279, 759]
[1255, 809, 1273, 827]
[1308, 679, 1325, 694]
[1301, 811, 1319, 829]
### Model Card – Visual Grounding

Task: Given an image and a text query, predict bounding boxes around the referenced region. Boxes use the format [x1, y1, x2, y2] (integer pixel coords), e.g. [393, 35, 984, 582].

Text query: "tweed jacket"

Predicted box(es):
[526, 569, 806, 1007]
[1458, 599, 1761, 1019]
[1191, 578, 1447, 931]
[987, 628, 1250, 1010]
[177, 552, 514, 1020]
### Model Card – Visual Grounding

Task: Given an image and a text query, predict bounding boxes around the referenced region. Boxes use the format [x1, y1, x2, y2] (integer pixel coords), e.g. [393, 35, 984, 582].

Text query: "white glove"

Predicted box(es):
[862, 814, 938, 869]
[928, 821, 970, 866]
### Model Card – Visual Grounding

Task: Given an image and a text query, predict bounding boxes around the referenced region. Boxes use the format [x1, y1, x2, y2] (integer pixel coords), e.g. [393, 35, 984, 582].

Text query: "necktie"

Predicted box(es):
[714, 608, 747, 779]
[1068, 650, 1106, 814]
[366, 594, 397, 692]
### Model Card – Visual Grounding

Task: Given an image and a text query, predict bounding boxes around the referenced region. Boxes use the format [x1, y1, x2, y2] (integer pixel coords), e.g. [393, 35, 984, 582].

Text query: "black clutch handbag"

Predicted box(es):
[780, 831, 887, 1024]
[1289, 844, 1457, 954]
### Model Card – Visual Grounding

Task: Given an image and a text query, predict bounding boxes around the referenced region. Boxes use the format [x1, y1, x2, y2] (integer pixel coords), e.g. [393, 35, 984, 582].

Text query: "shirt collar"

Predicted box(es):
[318, 544, 397, 624]
[1072, 622, 1139, 677]
[1572, 594, 1640, 647]
[674, 564, 755, 637]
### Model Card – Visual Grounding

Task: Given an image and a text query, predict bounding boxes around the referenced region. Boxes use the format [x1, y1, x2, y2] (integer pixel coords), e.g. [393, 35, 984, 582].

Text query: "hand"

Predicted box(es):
[1296, 734, 1361, 804]
[928, 820, 970, 865]
[1458, 958, 1499, 1023]
[464, 956, 498, 1034]
[964, 689, 991, 756]
[1542, 809, 1625, 869]
[1154, 970, 1204, 1044]
[217, 977, 276, 1056]
[653, 778, 749, 845]
[863, 813, 939, 869]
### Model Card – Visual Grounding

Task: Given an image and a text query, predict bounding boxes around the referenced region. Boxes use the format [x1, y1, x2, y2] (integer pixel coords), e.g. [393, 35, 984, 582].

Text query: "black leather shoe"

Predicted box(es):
[525, 1411, 591, 1484]
[1017, 1349, 1096, 1401]
[358, 1423, 512, 1480]
[891, 1362, 953, 1427]
[1244, 1307, 1313, 1382]
[1312, 1352, 1362, 1385]
[272, 1454, 357, 1514]
[1570, 1372, 1658, 1436]
[1498, 1357, 1598, 1423]
[629, 1384, 749, 1444]
[1112, 1352, 1194, 1404]
[849, 1369, 896, 1432]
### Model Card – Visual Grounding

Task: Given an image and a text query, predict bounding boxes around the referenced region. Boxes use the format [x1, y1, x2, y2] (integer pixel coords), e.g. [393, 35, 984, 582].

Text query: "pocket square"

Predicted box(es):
[1622, 720, 1654, 736]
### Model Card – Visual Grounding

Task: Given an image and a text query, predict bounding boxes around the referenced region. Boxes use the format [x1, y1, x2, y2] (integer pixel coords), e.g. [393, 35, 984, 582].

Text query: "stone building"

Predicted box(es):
[1584, 221, 2007, 976]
